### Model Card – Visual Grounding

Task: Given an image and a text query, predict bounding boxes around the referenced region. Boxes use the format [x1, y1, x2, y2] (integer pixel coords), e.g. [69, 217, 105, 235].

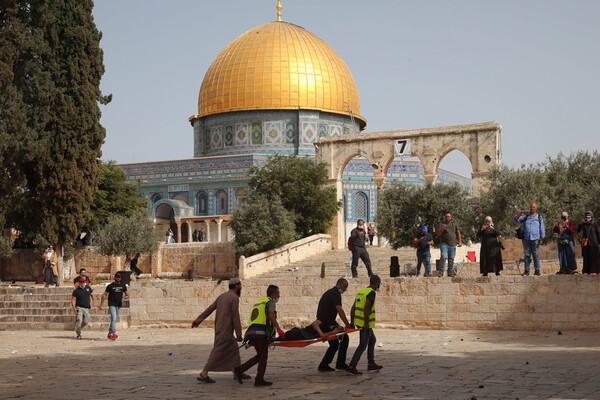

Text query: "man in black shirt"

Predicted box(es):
[73, 268, 90, 287]
[99, 272, 129, 340]
[312, 278, 353, 372]
[350, 219, 373, 278]
[71, 277, 96, 340]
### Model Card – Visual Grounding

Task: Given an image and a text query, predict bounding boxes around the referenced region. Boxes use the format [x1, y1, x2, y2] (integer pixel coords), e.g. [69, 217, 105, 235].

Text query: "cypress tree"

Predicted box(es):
[4, 0, 109, 246]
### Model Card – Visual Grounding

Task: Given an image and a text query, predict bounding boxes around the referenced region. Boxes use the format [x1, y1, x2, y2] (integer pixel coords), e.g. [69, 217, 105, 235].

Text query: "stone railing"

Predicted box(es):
[238, 234, 332, 279]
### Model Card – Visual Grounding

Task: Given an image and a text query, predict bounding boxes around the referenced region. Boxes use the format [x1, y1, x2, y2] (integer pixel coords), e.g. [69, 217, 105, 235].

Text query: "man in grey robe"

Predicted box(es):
[192, 278, 244, 383]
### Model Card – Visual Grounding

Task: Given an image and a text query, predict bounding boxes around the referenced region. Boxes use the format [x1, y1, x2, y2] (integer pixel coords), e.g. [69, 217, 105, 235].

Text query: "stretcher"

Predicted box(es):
[271, 328, 360, 348]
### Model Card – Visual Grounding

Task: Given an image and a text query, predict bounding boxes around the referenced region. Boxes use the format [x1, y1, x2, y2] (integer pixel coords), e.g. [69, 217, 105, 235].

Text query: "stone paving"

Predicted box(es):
[2, 328, 599, 399]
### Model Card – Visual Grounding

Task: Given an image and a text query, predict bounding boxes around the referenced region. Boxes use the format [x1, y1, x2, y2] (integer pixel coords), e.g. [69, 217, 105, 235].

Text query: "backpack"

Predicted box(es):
[516, 214, 541, 239]
[348, 236, 353, 251]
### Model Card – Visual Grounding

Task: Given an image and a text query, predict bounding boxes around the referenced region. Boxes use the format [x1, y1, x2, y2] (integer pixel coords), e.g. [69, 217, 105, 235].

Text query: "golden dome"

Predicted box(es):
[194, 21, 366, 129]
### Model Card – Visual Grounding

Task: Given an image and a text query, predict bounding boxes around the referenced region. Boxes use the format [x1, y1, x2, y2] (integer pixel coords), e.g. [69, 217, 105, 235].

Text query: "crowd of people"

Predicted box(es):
[407, 202, 600, 277]
[192, 276, 383, 386]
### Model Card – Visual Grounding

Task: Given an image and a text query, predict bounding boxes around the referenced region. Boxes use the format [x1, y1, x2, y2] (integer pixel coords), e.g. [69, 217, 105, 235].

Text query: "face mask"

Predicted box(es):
[338, 288, 345, 294]
[273, 298, 279, 303]
[586, 216, 592, 221]
[375, 286, 380, 292]
[561, 216, 567, 221]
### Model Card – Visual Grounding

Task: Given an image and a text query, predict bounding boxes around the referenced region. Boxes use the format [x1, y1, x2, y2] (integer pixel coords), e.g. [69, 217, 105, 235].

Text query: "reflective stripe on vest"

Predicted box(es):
[354, 287, 376, 328]
[244, 297, 272, 339]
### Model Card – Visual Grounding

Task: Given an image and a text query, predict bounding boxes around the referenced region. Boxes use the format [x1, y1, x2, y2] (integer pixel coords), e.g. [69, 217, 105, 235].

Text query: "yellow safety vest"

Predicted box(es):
[354, 287, 376, 328]
[244, 297, 274, 340]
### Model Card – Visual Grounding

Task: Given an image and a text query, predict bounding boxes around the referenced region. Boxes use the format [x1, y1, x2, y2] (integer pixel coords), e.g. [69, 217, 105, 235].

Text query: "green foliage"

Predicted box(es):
[0, 236, 14, 259]
[97, 214, 158, 264]
[476, 151, 600, 239]
[247, 155, 341, 238]
[376, 181, 474, 249]
[88, 161, 149, 232]
[1, 0, 109, 246]
[230, 194, 297, 257]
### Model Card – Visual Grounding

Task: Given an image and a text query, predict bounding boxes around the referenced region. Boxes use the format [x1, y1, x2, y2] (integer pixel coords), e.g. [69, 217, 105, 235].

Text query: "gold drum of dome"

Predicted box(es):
[193, 21, 366, 129]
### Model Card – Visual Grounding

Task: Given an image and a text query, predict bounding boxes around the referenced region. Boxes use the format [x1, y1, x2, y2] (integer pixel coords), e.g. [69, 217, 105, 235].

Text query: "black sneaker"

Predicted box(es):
[76, 334, 82, 340]
[318, 365, 335, 372]
[534, 271, 541, 276]
[254, 380, 273, 387]
[521, 272, 530, 276]
[335, 363, 349, 370]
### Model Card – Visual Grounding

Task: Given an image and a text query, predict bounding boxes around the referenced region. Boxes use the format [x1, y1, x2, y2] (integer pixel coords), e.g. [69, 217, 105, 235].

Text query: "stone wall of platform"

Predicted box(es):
[128, 275, 600, 330]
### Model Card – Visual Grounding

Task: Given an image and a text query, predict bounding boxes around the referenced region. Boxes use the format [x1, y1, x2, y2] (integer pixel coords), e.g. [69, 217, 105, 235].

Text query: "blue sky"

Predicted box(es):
[92, 0, 600, 177]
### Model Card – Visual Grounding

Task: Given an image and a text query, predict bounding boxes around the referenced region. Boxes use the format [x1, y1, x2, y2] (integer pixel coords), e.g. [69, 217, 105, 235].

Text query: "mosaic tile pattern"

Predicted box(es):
[251, 122, 262, 145]
[330, 125, 342, 136]
[211, 126, 222, 149]
[264, 121, 283, 145]
[301, 121, 317, 145]
[204, 129, 211, 151]
[285, 122, 295, 144]
[224, 126, 234, 147]
[235, 123, 250, 147]
[318, 123, 328, 140]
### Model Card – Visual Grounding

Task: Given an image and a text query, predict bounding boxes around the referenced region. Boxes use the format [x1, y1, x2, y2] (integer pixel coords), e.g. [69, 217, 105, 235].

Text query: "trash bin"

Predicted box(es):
[435, 259, 441, 271]
[390, 256, 400, 277]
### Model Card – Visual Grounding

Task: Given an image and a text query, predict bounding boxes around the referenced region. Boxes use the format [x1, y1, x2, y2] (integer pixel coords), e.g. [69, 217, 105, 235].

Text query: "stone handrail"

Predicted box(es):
[239, 234, 332, 279]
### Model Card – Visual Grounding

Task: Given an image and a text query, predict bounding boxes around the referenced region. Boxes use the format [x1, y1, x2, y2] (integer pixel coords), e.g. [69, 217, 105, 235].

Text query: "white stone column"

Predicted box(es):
[216, 219, 223, 242]
[205, 220, 211, 243]
[187, 222, 192, 243]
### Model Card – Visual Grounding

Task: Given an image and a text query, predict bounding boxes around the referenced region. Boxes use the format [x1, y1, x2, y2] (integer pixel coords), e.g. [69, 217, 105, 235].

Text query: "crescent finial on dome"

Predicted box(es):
[276, 0, 282, 21]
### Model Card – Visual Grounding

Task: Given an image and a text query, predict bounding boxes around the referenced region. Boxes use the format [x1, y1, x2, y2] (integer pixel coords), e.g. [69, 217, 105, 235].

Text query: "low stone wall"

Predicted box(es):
[239, 234, 332, 279]
[129, 274, 600, 330]
[71, 243, 236, 280]
[0, 249, 43, 283]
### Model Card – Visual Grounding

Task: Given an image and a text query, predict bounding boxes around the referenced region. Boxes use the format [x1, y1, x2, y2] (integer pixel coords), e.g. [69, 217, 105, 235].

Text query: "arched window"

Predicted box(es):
[150, 193, 163, 206]
[216, 190, 228, 215]
[236, 188, 248, 207]
[196, 191, 208, 215]
[354, 192, 368, 220]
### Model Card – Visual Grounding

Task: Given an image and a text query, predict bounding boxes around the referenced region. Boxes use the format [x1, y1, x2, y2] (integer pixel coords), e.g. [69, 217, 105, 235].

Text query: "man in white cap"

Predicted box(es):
[192, 278, 245, 384]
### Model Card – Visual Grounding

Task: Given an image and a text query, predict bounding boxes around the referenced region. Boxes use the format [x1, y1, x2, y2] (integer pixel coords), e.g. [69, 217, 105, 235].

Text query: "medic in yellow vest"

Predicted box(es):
[346, 275, 383, 375]
[244, 285, 285, 341]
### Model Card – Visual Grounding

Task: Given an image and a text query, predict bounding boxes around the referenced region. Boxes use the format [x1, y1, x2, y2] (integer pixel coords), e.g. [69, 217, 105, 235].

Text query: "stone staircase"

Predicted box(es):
[0, 286, 130, 331]
[266, 243, 562, 279]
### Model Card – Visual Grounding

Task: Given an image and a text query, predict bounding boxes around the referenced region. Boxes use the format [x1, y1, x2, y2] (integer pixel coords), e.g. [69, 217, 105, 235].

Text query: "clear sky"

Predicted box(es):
[92, 0, 600, 177]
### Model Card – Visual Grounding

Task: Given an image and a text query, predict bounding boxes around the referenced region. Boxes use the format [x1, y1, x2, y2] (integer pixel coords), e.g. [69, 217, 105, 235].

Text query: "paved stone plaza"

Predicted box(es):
[2, 328, 599, 399]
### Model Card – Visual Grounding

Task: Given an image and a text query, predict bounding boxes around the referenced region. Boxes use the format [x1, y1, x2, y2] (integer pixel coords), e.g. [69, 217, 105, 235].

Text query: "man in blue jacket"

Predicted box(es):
[514, 203, 545, 276]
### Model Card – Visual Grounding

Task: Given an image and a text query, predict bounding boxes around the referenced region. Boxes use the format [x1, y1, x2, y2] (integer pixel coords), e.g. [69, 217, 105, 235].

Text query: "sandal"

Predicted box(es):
[197, 375, 216, 384]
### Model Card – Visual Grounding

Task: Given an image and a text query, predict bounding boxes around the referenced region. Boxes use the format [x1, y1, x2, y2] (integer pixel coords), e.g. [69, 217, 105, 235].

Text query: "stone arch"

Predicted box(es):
[316, 121, 502, 248]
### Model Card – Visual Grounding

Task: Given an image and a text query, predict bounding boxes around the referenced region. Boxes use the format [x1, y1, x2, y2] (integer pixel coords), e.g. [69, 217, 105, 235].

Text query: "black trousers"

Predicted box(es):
[319, 334, 349, 368]
[351, 247, 373, 278]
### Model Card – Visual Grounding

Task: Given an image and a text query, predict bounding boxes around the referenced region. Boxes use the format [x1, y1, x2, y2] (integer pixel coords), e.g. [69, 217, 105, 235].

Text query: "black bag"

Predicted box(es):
[390, 256, 400, 277]
[516, 214, 541, 239]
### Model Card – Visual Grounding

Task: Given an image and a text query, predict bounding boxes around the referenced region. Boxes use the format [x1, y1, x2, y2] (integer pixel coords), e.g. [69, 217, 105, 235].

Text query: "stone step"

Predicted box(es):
[0, 321, 128, 331]
[0, 314, 129, 324]
[0, 307, 130, 316]
[0, 300, 130, 308]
